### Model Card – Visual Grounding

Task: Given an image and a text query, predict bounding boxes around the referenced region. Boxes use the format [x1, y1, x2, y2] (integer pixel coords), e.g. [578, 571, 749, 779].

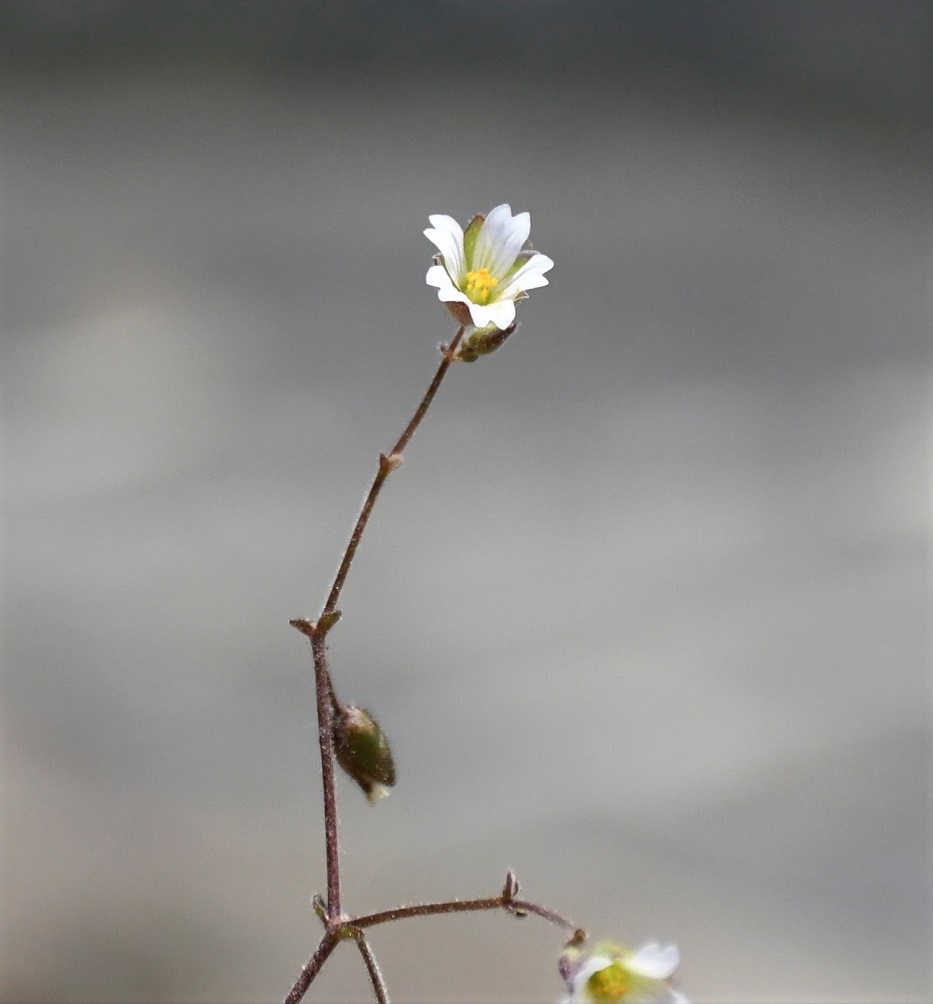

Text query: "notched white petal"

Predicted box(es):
[427, 213, 461, 232]
[473, 203, 531, 277]
[498, 253, 554, 299]
[480, 203, 530, 275]
[425, 264, 457, 292]
[424, 219, 466, 281]
[467, 298, 516, 330]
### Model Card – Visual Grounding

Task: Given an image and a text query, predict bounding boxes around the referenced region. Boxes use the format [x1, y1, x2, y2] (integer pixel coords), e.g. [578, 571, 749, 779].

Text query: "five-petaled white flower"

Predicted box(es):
[560, 941, 688, 1004]
[425, 204, 554, 330]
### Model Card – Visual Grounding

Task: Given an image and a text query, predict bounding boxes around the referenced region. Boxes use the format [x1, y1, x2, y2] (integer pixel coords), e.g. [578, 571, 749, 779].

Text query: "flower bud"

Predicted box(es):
[456, 321, 519, 362]
[333, 705, 396, 805]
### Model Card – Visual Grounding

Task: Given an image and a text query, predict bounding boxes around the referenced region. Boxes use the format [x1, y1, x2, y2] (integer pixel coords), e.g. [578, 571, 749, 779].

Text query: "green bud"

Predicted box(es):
[333, 705, 396, 805]
[456, 321, 518, 362]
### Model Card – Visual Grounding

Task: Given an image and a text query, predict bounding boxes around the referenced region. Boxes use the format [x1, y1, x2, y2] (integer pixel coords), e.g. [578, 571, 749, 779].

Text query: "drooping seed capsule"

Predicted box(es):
[333, 704, 396, 805]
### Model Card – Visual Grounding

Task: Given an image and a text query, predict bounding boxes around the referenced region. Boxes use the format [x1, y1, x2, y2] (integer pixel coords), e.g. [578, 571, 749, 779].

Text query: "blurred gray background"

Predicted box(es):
[2, 2, 930, 1001]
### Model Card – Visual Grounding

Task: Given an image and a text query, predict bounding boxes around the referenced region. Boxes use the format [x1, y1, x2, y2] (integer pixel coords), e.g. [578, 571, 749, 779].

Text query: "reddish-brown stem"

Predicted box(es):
[389, 330, 464, 457]
[292, 326, 467, 990]
[321, 326, 465, 617]
[311, 633, 342, 919]
[283, 932, 339, 1004]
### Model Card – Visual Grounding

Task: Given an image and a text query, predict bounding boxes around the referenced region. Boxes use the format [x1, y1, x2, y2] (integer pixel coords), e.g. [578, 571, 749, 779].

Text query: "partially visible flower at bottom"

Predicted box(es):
[559, 939, 688, 1004]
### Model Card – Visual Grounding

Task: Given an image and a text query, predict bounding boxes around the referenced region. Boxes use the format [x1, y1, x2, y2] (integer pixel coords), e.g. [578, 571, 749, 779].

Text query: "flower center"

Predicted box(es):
[464, 267, 498, 304]
[586, 962, 630, 1002]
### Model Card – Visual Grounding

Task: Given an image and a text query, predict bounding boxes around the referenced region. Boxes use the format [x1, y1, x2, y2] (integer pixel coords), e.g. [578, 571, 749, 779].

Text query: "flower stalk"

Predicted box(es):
[283, 205, 682, 1003]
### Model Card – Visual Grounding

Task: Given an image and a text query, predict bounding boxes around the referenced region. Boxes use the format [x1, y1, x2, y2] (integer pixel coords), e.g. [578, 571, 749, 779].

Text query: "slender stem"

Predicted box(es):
[353, 933, 389, 1004]
[389, 328, 464, 457]
[352, 895, 576, 932]
[283, 932, 339, 1004]
[508, 898, 578, 929]
[321, 460, 392, 617]
[289, 324, 485, 1002]
[321, 326, 465, 617]
[311, 634, 341, 919]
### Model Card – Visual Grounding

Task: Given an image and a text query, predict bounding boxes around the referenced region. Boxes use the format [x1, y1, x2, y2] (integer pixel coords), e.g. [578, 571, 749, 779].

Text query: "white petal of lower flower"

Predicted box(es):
[572, 955, 616, 990]
[424, 215, 466, 281]
[628, 944, 679, 981]
[563, 943, 687, 1004]
[473, 204, 531, 278]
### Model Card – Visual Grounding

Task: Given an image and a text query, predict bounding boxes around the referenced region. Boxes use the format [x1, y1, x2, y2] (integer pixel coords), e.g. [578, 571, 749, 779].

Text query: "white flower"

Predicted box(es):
[425, 203, 554, 330]
[561, 942, 688, 1004]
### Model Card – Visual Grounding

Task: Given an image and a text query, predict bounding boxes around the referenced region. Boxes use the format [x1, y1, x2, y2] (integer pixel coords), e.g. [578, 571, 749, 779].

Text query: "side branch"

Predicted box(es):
[353, 895, 575, 931]
[351, 932, 389, 1004]
[352, 871, 577, 933]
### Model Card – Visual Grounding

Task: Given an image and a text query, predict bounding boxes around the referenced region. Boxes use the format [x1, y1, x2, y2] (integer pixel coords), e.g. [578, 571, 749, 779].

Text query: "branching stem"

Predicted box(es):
[284, 878, 577, 1004]
[283, 933, 339, 1004]
[285, 326, 578, 1004]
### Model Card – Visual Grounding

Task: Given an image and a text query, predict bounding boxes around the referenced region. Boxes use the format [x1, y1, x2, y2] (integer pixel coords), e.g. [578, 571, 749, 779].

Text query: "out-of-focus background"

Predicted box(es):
[2, 3, 930, 1001]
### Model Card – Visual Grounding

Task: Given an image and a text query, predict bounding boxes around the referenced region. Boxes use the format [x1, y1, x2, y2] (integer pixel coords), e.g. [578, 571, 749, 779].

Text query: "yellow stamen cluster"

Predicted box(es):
[587, 962, 631, 1003]
[464, 267, 498, 304]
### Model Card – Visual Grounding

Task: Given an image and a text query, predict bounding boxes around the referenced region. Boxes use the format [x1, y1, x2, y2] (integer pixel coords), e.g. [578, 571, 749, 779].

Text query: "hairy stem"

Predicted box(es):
[353, 933, 389, 1004]
[311, 633, 342, 919]
[283, 933, 339, 1004]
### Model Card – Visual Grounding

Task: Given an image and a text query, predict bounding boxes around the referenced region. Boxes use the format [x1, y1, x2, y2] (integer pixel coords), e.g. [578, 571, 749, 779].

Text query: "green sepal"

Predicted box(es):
[458, 321, 518, 361]
[463, 214, 484, 268]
